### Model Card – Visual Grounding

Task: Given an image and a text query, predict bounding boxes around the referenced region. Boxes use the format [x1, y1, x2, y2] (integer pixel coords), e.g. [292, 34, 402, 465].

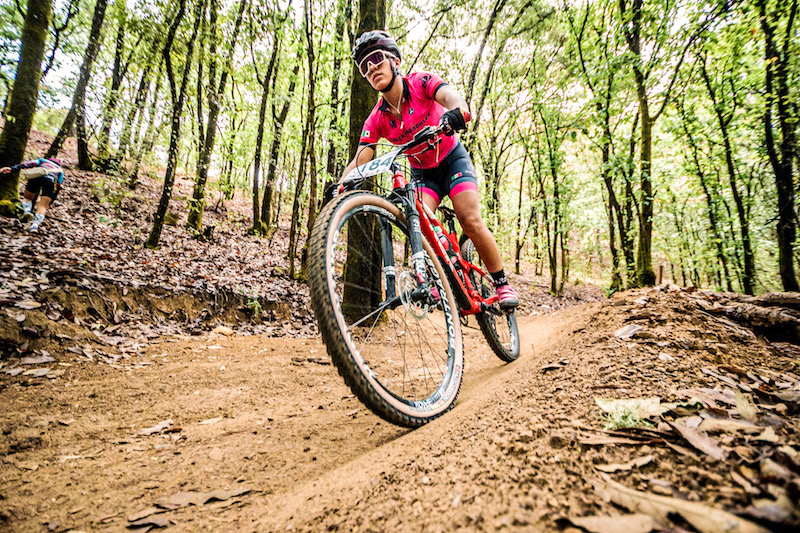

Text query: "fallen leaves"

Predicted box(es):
[140, 420, 174, 436]
[125, 487, 252, 529]
[568, 513, 655, 533]
[669, 419, 728, 461]
[593, 475, 771, 533]
[595, 397, 663, 419]
[595, 455, 654, 473]
[16, 300, 42, 310]
[154, 487, 251, 509]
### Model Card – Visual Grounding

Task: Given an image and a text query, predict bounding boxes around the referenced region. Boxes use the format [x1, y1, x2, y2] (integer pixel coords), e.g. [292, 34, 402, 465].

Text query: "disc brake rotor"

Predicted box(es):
[398, 271, 430, 320]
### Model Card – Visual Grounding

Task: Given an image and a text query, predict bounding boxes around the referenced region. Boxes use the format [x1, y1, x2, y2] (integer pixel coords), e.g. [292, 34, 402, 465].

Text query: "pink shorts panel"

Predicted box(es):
[450, 180, 479, 198]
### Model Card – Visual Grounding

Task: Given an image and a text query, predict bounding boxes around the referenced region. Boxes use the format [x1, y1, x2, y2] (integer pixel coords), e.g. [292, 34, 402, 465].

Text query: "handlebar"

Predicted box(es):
[336, 118, 469, 196]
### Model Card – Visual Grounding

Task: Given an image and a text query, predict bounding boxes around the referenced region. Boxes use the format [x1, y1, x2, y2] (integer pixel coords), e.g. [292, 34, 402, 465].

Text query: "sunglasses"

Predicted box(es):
[358, 50, 395, 77]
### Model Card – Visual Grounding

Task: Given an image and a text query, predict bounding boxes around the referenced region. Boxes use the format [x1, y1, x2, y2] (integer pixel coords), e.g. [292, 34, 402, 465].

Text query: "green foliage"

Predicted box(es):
[0, 0, 794, 292]
[600, 406, 655, 431]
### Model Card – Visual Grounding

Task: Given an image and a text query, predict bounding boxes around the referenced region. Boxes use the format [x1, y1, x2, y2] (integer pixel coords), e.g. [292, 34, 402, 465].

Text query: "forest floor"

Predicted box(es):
[0, 132, 799, 532]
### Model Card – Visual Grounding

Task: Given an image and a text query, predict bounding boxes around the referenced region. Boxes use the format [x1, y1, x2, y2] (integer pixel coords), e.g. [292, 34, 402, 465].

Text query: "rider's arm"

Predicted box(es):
[339, 145, 375, 184]
[0, 160, 37, 173]
[434, 85, 470, 119]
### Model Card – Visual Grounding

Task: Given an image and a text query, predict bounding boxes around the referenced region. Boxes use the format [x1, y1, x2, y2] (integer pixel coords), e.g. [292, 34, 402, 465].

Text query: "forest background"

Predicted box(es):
[0, 0, 797, 296]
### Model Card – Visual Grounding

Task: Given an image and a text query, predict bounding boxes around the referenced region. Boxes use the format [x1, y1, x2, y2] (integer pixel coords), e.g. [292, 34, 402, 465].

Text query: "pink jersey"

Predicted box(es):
[359, 71, 456, 169]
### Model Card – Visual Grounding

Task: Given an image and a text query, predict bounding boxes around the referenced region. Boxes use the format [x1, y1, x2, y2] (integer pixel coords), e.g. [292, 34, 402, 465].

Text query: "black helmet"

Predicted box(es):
[352, 30, 402, 64]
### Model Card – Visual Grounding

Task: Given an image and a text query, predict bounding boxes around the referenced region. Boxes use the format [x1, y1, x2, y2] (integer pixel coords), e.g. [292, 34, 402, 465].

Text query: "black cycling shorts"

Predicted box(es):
[25, 175, 60, 201]
[411, 142, 479, 204]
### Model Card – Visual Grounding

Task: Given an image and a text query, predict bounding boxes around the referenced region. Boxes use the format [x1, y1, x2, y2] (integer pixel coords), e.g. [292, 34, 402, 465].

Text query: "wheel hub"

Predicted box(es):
[398, 271, 434, 320]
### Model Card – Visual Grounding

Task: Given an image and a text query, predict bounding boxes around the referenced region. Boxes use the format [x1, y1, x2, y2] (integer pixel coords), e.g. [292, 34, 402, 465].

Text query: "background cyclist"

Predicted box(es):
[339, 31, 518, 309]
[0, 157, 64, 232]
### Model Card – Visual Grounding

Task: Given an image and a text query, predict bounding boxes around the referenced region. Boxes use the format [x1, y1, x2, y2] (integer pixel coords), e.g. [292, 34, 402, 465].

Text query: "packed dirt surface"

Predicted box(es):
[2, 286, 799, 532]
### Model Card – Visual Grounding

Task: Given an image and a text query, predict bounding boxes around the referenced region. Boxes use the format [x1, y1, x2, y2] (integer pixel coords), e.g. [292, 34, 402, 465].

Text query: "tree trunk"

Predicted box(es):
[97, 4, 127, 161]
[300, 0, 318, 279]
[758, 0, 799, 292]
[129, 69, 163, 187]
[47, 0, 108, 159]
[324, 0, 350, 181]
[76, 100, 92, 170]
[514, 153, 528, 275]
[251, 20, 281, 234]
[288, 122, 309, 279]
[0, 0, 52, 216]
[146, 0, 202, 249]
[678, 97, 733, 292]
[343, 0, 385, 313]
[262, 61, 301, 228]
[699, 57, 754, 294]
[118, 40, 161, 162]
[187, 0, 247, 233]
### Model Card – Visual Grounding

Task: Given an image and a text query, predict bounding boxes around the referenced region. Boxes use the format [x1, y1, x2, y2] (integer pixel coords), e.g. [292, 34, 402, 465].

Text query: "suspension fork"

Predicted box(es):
[399, 184, 429, 284]
[378, 183, 428, 301]
[379, 216, 396, 299]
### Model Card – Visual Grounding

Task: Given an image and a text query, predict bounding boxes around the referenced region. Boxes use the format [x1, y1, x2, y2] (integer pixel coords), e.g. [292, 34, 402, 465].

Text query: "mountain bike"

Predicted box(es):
[308, 125, 520, 428]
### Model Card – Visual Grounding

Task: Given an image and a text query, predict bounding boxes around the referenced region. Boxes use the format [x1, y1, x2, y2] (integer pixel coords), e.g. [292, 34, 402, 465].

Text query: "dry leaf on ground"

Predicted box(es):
[154, 487, 251, 510]
[593, 475, 770, 533]
[669, 420, 728, 461]
[140, 420, 173, 436]
[595, 455, 655, 473]
[735, 390, 759, 422]
[595, 397, 663, 418]
[569, 513, 655, 533]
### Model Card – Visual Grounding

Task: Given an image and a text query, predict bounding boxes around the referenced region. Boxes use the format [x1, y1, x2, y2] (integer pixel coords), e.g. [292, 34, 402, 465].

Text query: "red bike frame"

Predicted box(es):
[390, 170, 498, 316]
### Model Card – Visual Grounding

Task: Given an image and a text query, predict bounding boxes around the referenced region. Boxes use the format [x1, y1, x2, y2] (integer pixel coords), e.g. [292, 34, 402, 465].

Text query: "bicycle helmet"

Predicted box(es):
[352, 30, 402, 64]
[353, 30, 402, 92]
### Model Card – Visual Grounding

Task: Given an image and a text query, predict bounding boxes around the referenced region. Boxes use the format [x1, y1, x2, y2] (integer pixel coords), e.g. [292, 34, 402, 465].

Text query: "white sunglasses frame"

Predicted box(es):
[358, 50, 396, 78]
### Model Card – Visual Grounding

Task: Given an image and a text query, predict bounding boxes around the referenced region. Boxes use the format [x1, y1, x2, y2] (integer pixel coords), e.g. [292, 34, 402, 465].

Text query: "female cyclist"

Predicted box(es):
[339, 30, 518, 309]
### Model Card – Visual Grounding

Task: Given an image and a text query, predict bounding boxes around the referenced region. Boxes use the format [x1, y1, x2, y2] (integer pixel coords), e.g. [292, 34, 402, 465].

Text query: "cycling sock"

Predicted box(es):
[21, 199, 32, 213]
[490, 269, 509, 287]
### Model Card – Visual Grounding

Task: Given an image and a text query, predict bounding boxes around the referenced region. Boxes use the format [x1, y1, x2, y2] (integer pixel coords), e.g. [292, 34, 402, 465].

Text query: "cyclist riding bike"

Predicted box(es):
[339, 30, 518, 309]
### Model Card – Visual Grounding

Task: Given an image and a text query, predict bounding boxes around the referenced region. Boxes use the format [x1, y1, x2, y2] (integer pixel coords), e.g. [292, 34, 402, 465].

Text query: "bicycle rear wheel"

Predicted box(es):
[460, 238, 520, 362]
[308, 191, 464, 427]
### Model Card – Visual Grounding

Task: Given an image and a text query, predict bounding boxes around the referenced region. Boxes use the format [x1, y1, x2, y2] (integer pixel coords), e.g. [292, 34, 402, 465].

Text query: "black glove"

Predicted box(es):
[440, 108, 467, 136]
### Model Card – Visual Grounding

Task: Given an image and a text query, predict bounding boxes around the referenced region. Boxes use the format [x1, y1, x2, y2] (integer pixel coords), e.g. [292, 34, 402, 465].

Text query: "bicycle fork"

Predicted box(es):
[380, 185, 433, 303]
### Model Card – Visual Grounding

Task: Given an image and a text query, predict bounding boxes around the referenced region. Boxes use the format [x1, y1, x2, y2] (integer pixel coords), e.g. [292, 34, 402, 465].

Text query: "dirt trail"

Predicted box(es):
[2, 289, 799, 532]
[0, 305, 593, 532]
[257, 306, 593, 531]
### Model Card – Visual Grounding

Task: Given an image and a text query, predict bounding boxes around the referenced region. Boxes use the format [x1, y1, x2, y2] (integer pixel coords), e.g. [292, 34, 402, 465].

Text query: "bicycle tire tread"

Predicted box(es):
[308, 191, 463, 428]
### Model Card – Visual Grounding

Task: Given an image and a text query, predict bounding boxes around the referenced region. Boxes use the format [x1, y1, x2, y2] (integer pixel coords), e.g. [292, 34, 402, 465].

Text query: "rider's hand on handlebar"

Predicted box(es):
[439, 108, 470, 136]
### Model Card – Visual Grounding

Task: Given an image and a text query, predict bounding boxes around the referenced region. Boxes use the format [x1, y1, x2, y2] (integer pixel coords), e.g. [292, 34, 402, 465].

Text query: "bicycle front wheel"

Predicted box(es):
[461, 238, 520, 362]
[308, 191, 464, 427]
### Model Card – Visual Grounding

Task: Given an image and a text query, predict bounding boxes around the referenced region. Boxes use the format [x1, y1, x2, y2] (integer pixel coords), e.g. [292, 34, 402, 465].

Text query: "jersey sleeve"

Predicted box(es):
[415, 71, 447, 100]
[13, 160, 38, 171]
[358, 111, 383, 146]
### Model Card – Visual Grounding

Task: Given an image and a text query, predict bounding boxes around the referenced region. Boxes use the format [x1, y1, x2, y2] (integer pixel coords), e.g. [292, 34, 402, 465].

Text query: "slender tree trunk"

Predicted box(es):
[699, 58, 754, 294]
[118, 41, 161, 161]
[300, 0, 318, 279]
[262, 62, 300, 228]
[129, 69, 163, 187]
[47, 0, 108, 159]
[98, 4, 127, 161]
[0, 0, 52, 216]
[251, 22, 281, 234]
[758, 0, 798, 291]
[514, 153, 528, 274]
[288, 122, 310, 279]
[76, 100, 92, 170]
[146, 0, 202, 249]
[325, 0, 349, 180]
[188, 0, 247, 232]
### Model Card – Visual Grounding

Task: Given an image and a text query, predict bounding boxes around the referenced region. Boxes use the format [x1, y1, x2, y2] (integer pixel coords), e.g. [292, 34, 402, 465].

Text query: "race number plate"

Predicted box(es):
[343, 147, 401, 183]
